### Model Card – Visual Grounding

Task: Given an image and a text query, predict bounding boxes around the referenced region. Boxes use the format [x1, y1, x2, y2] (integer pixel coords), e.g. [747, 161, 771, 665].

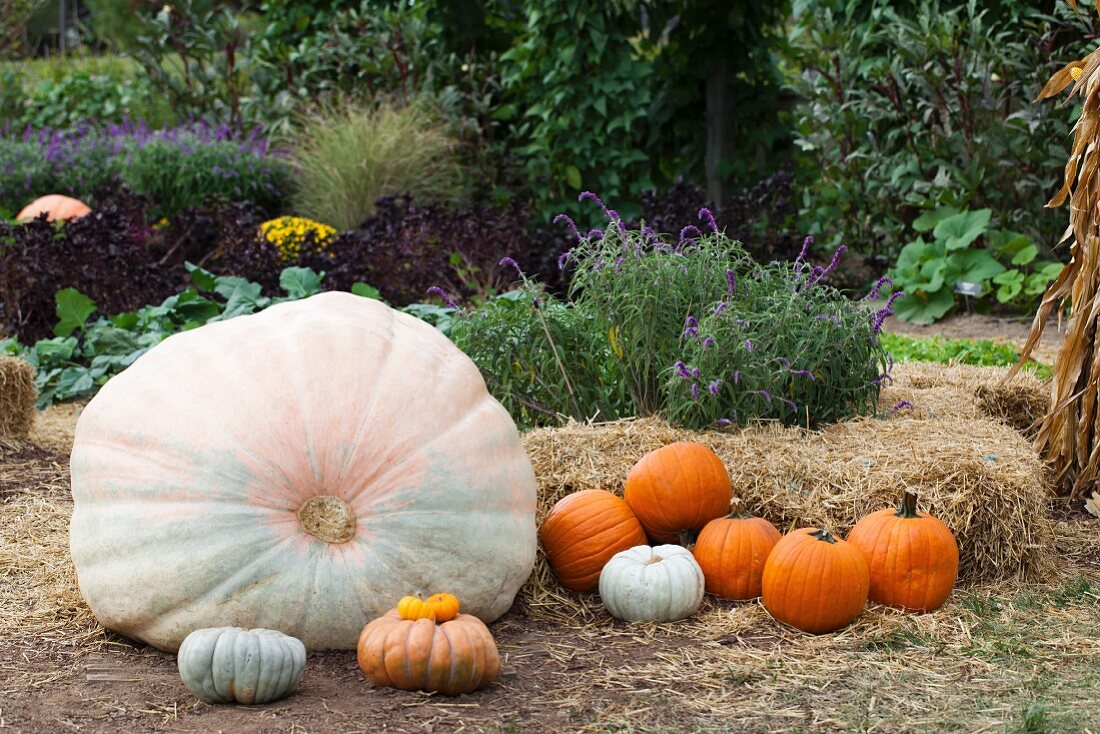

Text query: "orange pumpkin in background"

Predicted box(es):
[17, 195, 91, 222]
[540, 489, 647, 592]
[624, 442, 732, 543]
[846, 490, 959, 612]
[692, 500, 781, 600]
[761, 527, 869, 634]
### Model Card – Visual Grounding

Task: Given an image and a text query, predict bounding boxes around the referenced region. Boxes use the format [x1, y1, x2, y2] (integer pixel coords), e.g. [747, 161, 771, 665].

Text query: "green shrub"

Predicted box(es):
[450, 284, 631, 430]
[787, 0, 1089, 263]
[453, 196, 891, 430]
[878, 332, 1051, 380]
[290, 102, 463, 230]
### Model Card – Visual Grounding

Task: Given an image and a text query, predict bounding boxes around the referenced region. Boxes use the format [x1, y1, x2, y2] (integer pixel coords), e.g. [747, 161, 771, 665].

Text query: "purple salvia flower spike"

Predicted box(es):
[552, 213, 582, 241]
[702, 336, 716, 349]
[890, 401, 914, 414]
[426, 286, 458, 309]
[698, 207, 719, 233]
[679, 224, 702, 243]
[795, 235, 813, 263]
[498, 257, 522, 274]
[708, 379, 722, 395]
[691, 383, 700, 401]
[726, 269, 737, 294]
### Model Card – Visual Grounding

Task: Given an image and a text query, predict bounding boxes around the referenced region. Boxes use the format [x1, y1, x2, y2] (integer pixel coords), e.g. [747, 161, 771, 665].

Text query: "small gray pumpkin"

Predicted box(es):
[177, 627, 306, 704]
[599, 544, 705, 622]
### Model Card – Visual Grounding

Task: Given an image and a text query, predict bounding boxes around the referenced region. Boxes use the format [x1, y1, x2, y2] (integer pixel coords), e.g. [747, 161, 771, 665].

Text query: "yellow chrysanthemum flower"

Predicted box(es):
[258, 216, 337, 263]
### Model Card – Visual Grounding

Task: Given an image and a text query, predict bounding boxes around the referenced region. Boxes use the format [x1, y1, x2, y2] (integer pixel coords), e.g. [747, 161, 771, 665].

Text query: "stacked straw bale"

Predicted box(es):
[0, 356, 36, 441]
[880, 362, 1048, 435]
[522, 413, 1054, 600]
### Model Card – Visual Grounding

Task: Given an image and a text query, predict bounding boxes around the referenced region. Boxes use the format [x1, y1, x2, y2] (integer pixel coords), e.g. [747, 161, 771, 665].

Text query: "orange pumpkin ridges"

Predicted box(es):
[846, 490, 959, 613]
[692, 504, 781, 600]
[539, 489, 647, 592]
[623, 442, 732, 543]
[357, 610, 500, 696]
[761, 527, 869, 634]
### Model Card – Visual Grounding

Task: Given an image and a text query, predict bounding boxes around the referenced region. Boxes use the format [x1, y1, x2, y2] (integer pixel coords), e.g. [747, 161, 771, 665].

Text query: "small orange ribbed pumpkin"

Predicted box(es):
[692, 501, 781, 600]
[17, 194, 91, 222]
[624, 442, 732, 543]
[846, 490, 959, 612]
[540, 489, 648, 592]
[762, 528, 869, 634]
[397, 594, 437, 621]
[357, 610, 500, 695]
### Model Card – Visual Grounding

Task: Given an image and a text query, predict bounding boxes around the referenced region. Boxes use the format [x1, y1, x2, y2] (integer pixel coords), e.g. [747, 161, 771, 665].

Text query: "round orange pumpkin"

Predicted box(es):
[846, 490, 959, 612]
[357, 610, 500, 695]
[539, 489, 648, 592]
[425, 592, 461, 623]
[761, 527, 869, 634]
[692, 502, 781, 600]
[624, 442, 732, 543]
[17, 194, 91, 222]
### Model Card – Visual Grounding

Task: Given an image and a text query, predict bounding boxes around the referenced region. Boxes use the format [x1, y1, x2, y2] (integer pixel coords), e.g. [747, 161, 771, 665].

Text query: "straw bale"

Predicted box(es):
[0, 356, 36, 440]
[879, 362, 1049, 435]
[521, 415, 1055, 611]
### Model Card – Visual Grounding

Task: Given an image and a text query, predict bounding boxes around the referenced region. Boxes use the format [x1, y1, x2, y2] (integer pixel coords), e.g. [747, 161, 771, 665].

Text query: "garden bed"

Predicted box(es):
[3, 366, 1100, 732]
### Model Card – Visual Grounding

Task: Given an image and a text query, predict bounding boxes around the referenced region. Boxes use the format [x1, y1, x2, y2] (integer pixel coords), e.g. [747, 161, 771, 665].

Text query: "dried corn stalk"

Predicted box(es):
[1010, 5, 1100, 497]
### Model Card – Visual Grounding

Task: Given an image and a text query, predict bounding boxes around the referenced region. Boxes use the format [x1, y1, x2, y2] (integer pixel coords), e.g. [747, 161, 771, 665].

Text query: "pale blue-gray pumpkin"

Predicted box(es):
[598, 544, 705, 622]
[68, 292, 538, 652]
[177, 627, 306, 704]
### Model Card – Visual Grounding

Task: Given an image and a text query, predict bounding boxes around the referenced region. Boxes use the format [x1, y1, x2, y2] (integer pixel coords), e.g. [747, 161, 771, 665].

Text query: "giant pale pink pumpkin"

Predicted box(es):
[17, 194, 91, 222]
[69, 292, 537, 652]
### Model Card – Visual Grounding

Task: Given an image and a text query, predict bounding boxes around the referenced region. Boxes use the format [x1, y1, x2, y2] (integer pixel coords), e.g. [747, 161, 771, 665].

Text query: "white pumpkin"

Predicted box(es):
[599, 544, 704, 622]
[178, 627, 306, 704]
[69, 292, 538, 652]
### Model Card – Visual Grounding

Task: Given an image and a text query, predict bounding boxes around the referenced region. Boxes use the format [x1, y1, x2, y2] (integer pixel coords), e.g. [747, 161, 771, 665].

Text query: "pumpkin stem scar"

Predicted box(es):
[297, 495, 357, 543]
[647, 554, 664, 565]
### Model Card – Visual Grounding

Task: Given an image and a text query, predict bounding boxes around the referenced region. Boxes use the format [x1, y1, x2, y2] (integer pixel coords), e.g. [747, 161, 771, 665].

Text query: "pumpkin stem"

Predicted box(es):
[727, 497, 751, 519]
[896, 490, 920, 519]
[647, 554, 664, 565]
[809, 528, 837, 544]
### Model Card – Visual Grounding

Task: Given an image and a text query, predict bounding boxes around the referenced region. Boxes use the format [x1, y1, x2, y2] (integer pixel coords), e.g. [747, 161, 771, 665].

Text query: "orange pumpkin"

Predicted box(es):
[624, 442, 732, 543]
[17, 194, 91, 222]
[846, 490, 959, 612]
[692, 502, 781, 600]
[761, 528, 869, 634]
[539, 489, 648, 592]
[425, 592, 461, 623]
[357, 610, 500, 695]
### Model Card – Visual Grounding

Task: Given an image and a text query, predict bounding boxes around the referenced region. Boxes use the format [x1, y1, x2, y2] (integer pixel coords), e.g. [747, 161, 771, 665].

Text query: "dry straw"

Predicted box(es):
[0, 355, 36, 440]
[521, 413, 1055, 616]
[883, 362, 1048, 435]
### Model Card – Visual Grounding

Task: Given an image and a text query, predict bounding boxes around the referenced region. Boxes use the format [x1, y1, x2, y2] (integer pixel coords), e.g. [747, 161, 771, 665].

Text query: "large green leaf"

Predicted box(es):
[893, 287, 955, 324]
[933, 209, 991, 251]
[279, 267, 324, 300]
[912, 206, 960, 233]
[54, 288, 98, 337]
[945, 249, 1005, 285]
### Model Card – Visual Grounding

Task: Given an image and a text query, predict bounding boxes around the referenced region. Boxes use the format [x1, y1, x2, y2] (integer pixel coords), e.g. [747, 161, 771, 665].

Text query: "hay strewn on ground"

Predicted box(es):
[522, 414, 1055, 611]
[0, 356, 36, 440]
[881, 362, 1049, 434]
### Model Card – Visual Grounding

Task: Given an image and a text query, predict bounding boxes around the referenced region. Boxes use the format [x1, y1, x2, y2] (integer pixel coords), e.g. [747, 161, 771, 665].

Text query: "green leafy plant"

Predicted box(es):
[787, 0, 1090, 261]
[0, 264, 428, 408]
[890, 208, 1063, 323]
[878, 332, 1051, 380]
